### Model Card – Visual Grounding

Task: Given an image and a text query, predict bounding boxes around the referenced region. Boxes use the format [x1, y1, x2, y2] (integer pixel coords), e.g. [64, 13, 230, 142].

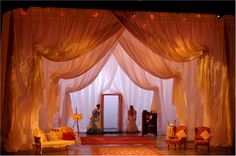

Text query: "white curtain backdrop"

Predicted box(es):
[66, 54, 176, 134]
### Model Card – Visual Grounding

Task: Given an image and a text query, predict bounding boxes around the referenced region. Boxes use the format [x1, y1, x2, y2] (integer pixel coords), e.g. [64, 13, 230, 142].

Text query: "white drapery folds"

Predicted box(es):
[55, 48, 117, 127]
[1, 7, 234, 152]
[67, 55, 155, 132]
[40, 31, 122, 131]
[118, 30, 187, 125]
[113, 44, 163, 131]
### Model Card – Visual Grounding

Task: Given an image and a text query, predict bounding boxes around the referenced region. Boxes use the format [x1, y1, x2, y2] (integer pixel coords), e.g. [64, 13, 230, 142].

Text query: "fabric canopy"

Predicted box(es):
[1, 7, 234, 152]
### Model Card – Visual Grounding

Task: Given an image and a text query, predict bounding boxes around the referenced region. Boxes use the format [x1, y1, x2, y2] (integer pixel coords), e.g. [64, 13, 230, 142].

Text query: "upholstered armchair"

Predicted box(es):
[194, 126, 212, 152]
[166, 125, 188, 150]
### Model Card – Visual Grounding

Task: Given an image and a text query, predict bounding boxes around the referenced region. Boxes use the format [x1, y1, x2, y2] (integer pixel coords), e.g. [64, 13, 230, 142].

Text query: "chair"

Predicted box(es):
[194, 126, 212, 152]
[166, 125, 188, 150]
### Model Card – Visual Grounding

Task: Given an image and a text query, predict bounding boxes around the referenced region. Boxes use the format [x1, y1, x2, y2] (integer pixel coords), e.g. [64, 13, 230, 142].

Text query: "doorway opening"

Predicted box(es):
[101, 94, 122, 133]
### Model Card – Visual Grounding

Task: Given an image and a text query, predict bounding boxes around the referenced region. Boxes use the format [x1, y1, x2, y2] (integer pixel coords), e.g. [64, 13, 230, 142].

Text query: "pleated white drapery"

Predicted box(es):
[1, 7, 234, 152]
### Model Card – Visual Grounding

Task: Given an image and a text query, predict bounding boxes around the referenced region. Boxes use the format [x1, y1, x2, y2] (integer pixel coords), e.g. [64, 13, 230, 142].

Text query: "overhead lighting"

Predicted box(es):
[216, 14, 223, 19]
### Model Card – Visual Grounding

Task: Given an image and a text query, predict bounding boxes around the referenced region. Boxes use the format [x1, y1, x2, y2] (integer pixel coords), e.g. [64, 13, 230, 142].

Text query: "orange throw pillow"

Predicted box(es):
[63, 132, 75, 140]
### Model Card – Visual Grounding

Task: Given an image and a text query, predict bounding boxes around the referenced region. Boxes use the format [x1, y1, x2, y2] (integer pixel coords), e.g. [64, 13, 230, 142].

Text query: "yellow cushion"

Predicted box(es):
[47, 131, 60, 141]
[176, 130, 187, 138]
[200, 130, 211, 140]
[50, 128, 63, 140]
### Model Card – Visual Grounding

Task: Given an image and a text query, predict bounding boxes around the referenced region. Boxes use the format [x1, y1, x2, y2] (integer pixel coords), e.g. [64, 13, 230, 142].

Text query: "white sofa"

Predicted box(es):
[33, 126, 78, 154]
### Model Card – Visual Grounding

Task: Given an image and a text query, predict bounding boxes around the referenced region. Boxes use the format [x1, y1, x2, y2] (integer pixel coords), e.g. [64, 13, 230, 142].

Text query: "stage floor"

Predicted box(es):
[2, 132, 235, 155]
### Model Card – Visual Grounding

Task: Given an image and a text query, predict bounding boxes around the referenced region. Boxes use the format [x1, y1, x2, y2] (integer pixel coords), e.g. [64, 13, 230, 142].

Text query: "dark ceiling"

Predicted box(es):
[1, 1, 235, 15]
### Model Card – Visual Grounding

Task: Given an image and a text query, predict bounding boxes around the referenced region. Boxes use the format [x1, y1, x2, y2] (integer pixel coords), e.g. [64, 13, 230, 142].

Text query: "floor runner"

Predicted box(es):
[80, 136, 155, 145]
[91, 146, 163, 155]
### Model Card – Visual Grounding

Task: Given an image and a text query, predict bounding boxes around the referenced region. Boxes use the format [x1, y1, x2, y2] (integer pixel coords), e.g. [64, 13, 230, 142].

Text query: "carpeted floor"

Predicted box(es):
[80, 136, 155, 145]
[91, 146, 163, 155]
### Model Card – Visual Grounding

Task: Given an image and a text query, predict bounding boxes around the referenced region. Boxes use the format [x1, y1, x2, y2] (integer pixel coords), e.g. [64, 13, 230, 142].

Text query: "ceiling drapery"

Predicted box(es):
[1, 7, 234, 152]
[32, 8, 123, 61]
[112, 11, 208, 62]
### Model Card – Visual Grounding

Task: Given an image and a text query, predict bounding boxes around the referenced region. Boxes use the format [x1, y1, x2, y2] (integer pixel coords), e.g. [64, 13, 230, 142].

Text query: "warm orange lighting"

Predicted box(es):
[149, 14, 155, 20]
[196, 14, 202, 18]
[72, 113, 83, 121]
[182, 17, 187, 21]
[21, 9, 27, 16]
[131, 14, 136, 19]
[159, 13, 166, 17]
[142, 23, 147, 30]
[60, 10, 65, 17]
[92, 12, 99, 17]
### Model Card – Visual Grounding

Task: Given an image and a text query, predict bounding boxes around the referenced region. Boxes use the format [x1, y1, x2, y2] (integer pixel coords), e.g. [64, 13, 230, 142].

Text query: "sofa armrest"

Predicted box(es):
[34, 136, 41, 147]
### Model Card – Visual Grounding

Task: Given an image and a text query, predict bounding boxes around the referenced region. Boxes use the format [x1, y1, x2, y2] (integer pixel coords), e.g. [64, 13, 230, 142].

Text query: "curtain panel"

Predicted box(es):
[65, 55, 120, 131]
[113, 45, 163, 131]
[118, 31, 187, 125]
[54, 49, 116, 127]
[39, 31, 122, 131]
[3, 7, 123, 151]
[223, 16, 235, 145]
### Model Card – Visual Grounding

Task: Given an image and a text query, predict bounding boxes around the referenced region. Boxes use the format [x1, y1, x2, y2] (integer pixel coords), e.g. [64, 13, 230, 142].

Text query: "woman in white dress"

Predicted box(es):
[128, 105, 138, 133]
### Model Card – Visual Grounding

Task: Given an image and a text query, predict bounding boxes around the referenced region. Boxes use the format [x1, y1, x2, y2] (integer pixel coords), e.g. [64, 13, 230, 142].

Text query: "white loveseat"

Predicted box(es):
[33, 126, 78, 154]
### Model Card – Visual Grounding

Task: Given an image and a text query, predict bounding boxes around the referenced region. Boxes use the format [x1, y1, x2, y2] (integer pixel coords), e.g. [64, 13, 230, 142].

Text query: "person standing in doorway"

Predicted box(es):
[128, 105, 138, 133]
